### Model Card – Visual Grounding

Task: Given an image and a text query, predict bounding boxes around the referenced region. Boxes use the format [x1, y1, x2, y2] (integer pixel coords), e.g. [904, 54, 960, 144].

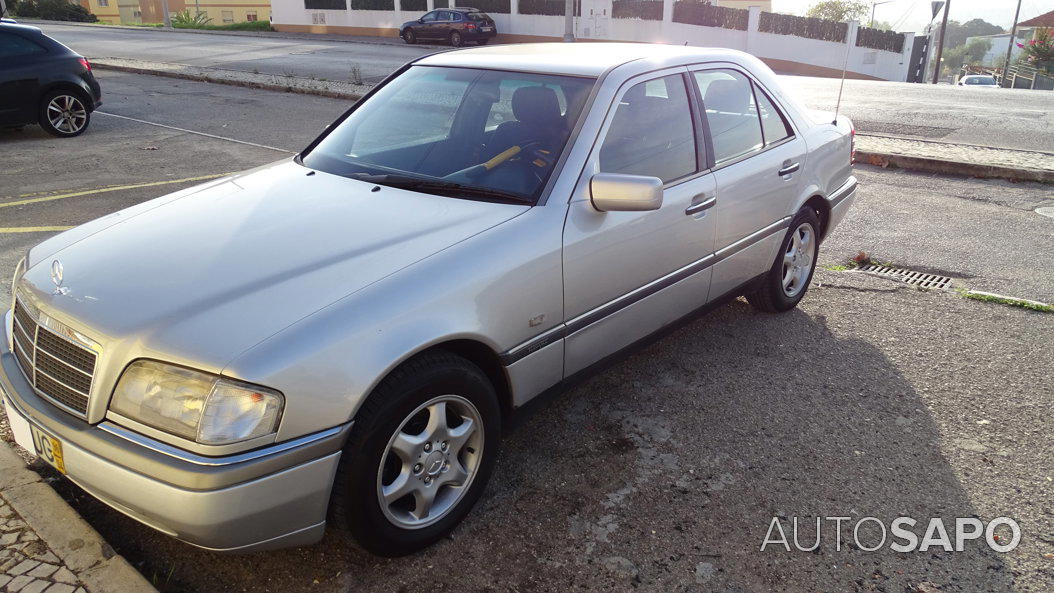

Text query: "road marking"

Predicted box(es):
[0, 173, 231, 209]
[95, 111, 294, 153]
[0, 226, 75, 233]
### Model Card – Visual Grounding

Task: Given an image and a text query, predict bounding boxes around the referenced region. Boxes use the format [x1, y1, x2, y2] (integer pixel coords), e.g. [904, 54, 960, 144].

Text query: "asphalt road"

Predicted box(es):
[2, 71, 1053, 593]
[31, 22, 1054, 153]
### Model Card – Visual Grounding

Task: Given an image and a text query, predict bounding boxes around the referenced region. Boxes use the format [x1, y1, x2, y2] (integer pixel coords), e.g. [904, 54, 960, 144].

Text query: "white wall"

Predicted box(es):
[273, 0, 912, 80]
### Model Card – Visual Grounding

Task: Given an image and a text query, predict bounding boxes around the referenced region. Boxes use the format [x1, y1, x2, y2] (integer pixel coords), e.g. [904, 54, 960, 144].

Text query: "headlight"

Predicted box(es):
[110, 360, 284, 446]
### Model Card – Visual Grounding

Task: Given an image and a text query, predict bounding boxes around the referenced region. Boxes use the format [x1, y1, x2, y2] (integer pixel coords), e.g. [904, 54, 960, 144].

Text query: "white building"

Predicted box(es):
[966, 32, 1029, 66]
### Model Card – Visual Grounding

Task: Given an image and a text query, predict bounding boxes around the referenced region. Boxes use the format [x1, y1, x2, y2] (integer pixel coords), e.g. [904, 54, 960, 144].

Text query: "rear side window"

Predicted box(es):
[754, 87, 792, 145]
[467, 12, 490, 20]
[0, 33, 46, 58]
[694, 70, 762, 165]
[598, 74, 697, 183]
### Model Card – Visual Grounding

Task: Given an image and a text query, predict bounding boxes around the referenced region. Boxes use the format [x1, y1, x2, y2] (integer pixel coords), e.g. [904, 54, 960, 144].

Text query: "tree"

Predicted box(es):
[805, 0, 868, 23]
[1017, 29, 1054, 74]
[940, 38, 991, 76]
[942, 18, 1002, 49]
[870, 19, 894, 32]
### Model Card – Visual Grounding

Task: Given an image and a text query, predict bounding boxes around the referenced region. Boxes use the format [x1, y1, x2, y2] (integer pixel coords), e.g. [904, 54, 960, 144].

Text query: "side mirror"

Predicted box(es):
[418, 18, 424, 22]
[589, 173, 663, 212]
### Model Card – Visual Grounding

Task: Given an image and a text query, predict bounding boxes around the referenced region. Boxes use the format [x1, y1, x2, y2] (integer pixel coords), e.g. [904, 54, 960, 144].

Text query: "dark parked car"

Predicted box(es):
[400, 7, 497, 47]
[0, 22, 101, 137]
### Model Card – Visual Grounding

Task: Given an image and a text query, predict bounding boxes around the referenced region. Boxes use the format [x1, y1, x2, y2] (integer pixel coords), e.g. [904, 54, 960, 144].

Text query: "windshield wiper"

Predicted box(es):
[350, 173, 534, 205]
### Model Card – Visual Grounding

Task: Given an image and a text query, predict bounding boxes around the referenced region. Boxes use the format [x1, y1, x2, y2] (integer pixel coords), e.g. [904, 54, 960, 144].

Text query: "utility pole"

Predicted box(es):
[1001, 0, 1023, 87]
[930, 0, 950, 84]
[563, 0, 574, 42]
[161, 0, 172, 27]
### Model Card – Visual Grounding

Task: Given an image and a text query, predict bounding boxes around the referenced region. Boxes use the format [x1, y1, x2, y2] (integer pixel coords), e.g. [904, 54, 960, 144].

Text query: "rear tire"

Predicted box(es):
[38, 90, 90, 138]
[746, 207, 820, 313]
[449, 31, 463, 47]
[329, 351, 501, 557]
[402, 29, 416, 44]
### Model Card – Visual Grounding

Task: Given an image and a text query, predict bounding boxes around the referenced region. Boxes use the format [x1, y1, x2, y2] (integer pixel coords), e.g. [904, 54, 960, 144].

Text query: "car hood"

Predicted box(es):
[18, 160, 528, 369]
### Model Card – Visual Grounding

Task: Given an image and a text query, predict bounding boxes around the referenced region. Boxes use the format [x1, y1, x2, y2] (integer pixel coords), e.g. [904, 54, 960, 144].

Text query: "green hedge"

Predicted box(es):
[856, 26, 904, 52]
[9, 0, 97, 22]
[352, 0, 394, 9]
[672, 1, 747, 30]
[758, 11, 847, 43]
[304, 0, 345, 9]
[518, 0, 579, 17]
[468, 0, 511, 13]
[612, 0, 662, 20]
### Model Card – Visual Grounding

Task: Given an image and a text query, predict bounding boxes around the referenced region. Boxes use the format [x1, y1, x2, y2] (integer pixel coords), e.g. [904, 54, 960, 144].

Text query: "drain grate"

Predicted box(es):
[858, 264, 954, 289]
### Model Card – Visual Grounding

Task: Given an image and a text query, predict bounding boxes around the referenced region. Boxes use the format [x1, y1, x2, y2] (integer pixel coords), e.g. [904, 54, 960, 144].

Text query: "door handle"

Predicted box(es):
[685, 195, 717, 216]
[778, 162, 800, 177]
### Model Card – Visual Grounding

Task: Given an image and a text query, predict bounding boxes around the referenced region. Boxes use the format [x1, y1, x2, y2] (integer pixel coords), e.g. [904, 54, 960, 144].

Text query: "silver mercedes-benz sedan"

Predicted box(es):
[2, 43, 856, 556]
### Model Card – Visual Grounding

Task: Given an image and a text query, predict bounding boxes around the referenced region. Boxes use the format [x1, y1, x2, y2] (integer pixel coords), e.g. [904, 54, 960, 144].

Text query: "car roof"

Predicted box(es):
[416, 42, 753, 77]
[0, 22, 45, 36]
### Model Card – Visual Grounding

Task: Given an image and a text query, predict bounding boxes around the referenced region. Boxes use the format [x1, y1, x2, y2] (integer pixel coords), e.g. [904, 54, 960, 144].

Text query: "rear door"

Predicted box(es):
[688, 66, 806, 300]
[0, 31, 48, 124]
[562, 69, 718, 375]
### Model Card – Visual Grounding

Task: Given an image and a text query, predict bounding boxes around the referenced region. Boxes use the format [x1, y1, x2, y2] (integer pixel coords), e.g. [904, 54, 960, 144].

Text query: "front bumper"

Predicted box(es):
[1, 311, 348, 553]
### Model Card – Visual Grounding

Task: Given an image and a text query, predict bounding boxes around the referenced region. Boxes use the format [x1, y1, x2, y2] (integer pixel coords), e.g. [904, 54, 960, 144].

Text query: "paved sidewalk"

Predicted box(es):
[0, 444, 156, 593]
[856, 134, 1054, 183]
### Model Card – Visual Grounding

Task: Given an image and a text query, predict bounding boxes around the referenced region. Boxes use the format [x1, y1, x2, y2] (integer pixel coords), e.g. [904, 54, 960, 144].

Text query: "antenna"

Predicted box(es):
[832, 23, 854, 125]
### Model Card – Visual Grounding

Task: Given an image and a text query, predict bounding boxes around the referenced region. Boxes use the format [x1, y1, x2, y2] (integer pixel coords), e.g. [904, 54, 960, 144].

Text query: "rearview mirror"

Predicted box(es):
[589, 173, 663, 212]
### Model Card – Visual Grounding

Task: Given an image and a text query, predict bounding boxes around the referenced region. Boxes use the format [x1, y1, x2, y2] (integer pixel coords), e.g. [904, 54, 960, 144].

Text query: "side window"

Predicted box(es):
[694, 69, 763, 165]
[598, 74, 697, 183]
[754, 86, 792, 145]
[421, 11, 437, 21]
[438, 10, 452, 20]
[0, 33, 46, 59]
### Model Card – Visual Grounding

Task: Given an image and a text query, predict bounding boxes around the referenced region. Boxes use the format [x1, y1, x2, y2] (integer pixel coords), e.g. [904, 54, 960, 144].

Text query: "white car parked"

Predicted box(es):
[3, 43, 856, 556]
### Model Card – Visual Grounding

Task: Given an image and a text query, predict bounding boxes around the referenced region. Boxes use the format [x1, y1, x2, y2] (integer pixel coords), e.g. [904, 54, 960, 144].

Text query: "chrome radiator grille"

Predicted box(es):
[11, 299, 97, 417]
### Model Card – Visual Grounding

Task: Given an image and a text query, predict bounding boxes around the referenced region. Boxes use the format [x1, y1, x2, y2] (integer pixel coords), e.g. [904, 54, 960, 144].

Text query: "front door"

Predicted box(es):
[562, 69, 718, 375]
[688, 67, 807, 299]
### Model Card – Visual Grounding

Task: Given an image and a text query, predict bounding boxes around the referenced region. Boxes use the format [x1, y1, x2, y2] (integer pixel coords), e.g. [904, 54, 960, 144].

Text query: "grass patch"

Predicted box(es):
[960, 290, 1053, 313]
[175, 20, 273, 31]
[821, 260, 860, 272]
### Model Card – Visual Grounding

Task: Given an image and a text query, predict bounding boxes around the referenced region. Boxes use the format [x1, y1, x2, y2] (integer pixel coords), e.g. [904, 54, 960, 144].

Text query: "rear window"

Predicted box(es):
[964, 76, 996, 85]
[467, 12, 491, 20]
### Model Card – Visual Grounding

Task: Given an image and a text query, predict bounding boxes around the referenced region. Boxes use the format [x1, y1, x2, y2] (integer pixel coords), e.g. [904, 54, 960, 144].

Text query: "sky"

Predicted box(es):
[771, 0, 1052, 33]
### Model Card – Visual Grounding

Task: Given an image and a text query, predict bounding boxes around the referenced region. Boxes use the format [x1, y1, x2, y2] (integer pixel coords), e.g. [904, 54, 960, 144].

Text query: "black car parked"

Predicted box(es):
[400, 7, 497, 47]
[0, 22, 102, 137]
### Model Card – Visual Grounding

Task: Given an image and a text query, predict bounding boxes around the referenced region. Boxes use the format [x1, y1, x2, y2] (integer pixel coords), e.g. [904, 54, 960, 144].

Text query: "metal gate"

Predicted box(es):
[906, 35, 930, 83]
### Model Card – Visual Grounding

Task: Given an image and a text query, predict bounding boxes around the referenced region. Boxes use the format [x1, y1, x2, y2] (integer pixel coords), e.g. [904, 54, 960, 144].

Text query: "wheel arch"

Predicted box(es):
[38, 80, 95, 112]
[803, 195, 831, 240]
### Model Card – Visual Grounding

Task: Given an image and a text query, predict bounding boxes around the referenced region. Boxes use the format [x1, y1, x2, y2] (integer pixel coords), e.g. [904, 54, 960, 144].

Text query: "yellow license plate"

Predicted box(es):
[30, 424, 66, 474]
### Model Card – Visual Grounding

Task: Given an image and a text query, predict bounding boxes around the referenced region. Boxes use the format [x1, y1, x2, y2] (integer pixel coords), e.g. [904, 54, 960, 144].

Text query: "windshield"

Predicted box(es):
[303, 66, 595, 203]
[964, 76, 996, 85]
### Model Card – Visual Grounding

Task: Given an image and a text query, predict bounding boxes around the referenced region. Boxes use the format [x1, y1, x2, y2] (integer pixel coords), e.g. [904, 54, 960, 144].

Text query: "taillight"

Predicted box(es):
[850, 126, 856, 165]
[465, 22, 477, 29]
[79, 57, 91, 72]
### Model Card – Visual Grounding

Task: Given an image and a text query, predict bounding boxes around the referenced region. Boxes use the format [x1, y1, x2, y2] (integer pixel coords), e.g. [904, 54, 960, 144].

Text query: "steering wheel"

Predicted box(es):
[442, 141, 555, 184]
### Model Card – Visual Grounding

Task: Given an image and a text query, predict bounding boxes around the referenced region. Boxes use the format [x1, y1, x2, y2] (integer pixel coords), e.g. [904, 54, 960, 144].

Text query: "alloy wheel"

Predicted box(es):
[376, 394, 484, 529]
[781, 222, 815, 297]
[46, 95, 87, 135]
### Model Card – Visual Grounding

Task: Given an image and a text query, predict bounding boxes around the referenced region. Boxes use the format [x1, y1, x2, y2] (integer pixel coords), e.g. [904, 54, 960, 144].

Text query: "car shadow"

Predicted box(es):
[48, 297, 1015, 592]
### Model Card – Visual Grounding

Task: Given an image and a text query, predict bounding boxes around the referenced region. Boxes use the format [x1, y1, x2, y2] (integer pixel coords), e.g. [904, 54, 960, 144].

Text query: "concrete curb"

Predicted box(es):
[856, 150, 1054, 185]
[92, 58, 368, 101]
[0, 442, 158, 593]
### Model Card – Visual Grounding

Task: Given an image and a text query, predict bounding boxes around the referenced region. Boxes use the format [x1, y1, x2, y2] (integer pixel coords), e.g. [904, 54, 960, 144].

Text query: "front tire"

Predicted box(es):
[329, 351, 501, 556]
[449, 31, 463, 47]
[39, 90, 90, 138]
[746, 207, 820, 313]
[402, 28, 416, 44]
